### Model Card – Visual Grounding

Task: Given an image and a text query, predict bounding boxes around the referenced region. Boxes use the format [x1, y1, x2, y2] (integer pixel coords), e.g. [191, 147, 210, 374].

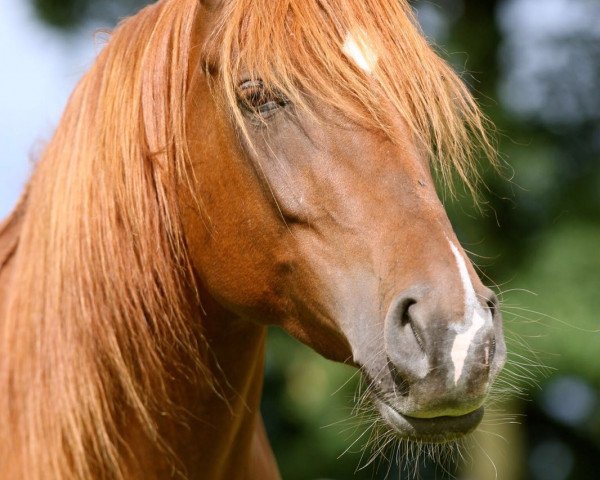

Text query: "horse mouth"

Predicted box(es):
[375, 400, 484, 443]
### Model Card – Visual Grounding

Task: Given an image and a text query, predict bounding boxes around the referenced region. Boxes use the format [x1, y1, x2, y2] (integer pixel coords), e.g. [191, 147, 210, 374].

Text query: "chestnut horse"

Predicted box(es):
[0, 0, 506, 478]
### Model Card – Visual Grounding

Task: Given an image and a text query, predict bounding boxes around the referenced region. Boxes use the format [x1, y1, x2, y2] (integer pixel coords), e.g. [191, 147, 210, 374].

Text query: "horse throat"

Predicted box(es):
[121, 288, 280, 480]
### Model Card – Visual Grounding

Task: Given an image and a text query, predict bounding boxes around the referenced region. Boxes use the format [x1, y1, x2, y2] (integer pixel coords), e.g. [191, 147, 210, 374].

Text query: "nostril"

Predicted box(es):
[410, 322, 425, 353]
[384, 291, 430, 384]
[400, 298, 417, 326]
[487, 299, 496, 317]
[485, 292, 499, 318]
[400, 298, 426, 353]
[388, 360, 410, 397]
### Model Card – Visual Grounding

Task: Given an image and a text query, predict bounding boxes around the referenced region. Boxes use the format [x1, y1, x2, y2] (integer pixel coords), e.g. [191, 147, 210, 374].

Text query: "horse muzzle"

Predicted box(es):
[356, 283, 506, 442]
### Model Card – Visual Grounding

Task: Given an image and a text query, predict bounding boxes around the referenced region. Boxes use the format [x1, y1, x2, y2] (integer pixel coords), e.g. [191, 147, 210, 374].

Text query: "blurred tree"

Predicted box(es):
[32, 0, 148, 28]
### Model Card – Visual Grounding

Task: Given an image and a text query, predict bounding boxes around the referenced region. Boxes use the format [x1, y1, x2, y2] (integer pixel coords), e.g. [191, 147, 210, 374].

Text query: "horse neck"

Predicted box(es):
[122, 287, 277, 480]
[0, 200, 277, 479]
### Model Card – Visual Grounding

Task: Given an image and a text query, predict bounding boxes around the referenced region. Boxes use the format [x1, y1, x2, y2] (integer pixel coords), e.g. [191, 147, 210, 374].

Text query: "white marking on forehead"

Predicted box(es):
[448, 240, 491, 384]
[342, 30, 378, 73]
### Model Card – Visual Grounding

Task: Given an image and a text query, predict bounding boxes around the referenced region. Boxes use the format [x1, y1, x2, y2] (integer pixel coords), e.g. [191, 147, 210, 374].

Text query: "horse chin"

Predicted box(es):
[374, 398, 484, 444]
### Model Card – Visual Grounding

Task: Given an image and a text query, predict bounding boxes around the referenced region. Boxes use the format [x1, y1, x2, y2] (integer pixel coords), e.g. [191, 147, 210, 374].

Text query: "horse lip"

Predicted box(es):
[376, 400, 484, 443]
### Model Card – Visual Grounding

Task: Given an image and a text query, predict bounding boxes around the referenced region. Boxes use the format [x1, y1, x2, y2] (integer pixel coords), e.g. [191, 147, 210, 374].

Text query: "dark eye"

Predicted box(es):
[237, 79, 289, 119]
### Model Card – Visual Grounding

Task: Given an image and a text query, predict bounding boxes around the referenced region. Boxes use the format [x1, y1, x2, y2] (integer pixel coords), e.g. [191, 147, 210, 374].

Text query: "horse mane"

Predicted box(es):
[1, 1, 202, 478]
[0, 0, 495, 478]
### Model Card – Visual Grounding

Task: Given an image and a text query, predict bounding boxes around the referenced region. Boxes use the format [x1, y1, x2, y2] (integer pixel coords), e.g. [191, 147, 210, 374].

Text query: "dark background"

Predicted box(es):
[18, 0, 600, 478]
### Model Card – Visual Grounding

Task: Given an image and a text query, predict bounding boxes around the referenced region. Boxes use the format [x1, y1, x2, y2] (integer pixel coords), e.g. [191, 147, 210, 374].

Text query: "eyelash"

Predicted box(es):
[237, 80, 289, 118]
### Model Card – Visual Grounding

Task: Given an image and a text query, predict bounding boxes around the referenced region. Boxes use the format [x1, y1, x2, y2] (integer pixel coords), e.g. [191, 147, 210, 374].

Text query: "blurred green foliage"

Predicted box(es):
[29, 0, 600, 478]
[32, 0, 147, 28]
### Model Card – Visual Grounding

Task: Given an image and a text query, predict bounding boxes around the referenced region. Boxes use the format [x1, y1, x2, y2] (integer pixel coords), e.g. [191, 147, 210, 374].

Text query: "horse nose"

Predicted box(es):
[383, 287, 505, 416]
[383, 293, 430, 387]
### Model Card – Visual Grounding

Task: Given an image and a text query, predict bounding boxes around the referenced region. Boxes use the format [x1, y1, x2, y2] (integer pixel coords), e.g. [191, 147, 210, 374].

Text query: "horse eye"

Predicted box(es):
[237, 79, 289, 118]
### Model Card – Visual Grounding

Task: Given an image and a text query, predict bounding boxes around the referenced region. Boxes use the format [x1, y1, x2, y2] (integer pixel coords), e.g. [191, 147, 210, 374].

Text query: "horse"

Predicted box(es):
[0, 0, 507, 478]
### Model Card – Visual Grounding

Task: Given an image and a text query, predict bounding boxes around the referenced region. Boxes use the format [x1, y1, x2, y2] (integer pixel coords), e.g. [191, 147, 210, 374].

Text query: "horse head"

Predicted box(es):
[182, 0, 507, 442]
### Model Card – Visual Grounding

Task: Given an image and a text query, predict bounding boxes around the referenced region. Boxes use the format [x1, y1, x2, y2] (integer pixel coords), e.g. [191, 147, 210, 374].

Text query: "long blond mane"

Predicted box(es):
[1, 1, 201, 478]
[0, 0, 495, 478]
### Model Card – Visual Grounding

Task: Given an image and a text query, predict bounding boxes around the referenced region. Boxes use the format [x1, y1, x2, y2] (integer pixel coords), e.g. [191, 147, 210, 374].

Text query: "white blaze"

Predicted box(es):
[342, 31, 378, 73]
[448, 241, 491, 384]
